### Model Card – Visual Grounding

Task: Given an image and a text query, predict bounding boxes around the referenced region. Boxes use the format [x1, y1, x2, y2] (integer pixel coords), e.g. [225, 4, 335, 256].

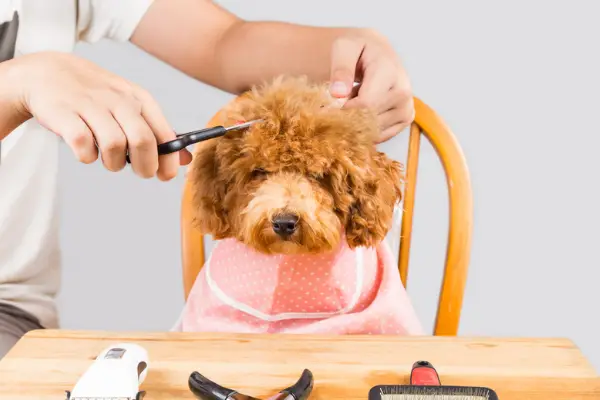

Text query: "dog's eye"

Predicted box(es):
[251, 168, 268, 178]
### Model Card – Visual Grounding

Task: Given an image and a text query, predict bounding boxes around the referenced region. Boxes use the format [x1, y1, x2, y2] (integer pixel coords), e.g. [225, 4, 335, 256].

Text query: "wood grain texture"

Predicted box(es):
[181, 175, 205, 300]
[397, 123, 422, 289]
[413, 97, 473, 336]
[0, 330, 598, 399]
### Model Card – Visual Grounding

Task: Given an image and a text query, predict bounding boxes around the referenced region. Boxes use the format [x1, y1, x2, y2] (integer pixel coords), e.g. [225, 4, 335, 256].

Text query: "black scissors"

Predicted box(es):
[126, 119, 262, 163]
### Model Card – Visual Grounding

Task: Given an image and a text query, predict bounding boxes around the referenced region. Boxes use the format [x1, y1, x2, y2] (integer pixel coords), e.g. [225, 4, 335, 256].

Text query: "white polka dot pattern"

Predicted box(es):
[175, 237, 424, 336]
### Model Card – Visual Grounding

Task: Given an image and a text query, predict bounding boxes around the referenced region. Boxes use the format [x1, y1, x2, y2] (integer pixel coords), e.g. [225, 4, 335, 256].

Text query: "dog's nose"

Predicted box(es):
[272, 213, 299, 238]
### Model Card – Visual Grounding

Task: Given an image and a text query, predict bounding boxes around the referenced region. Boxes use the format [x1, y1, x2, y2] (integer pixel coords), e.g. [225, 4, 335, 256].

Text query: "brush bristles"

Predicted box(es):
[380, 396, 488, 400]
[378, 385, 494, 400]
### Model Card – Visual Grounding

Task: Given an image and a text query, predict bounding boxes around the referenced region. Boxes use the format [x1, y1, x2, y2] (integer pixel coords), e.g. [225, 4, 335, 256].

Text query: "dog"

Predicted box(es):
[173, 76, 423, 335]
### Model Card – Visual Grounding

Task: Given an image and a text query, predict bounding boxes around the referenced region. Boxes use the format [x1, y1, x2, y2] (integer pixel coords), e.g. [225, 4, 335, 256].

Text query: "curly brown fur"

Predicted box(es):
[189, 76, 404, 254]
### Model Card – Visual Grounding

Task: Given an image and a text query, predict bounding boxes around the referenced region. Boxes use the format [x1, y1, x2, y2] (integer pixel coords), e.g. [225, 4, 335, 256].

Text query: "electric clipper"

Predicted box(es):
[65, 343, 149, 400]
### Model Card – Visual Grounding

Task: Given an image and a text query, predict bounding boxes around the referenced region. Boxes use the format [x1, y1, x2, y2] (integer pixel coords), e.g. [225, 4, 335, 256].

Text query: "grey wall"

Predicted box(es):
[56, 1, 600, 370]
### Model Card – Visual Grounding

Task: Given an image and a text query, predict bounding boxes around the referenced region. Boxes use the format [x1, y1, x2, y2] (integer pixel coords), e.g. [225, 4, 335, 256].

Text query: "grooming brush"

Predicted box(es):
[65, 343, 149, 400]
[369, 360, 499, 400]
[188, 368, 314, 400]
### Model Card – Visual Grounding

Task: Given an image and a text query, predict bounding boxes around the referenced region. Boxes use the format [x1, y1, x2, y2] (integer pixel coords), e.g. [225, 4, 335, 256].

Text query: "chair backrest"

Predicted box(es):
[180, 97, 473, 336]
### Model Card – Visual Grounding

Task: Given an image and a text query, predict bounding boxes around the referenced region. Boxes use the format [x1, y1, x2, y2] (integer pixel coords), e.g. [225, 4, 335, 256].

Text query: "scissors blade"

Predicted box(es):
[175, 119, 262, 137]
[225, 119, 263, 131]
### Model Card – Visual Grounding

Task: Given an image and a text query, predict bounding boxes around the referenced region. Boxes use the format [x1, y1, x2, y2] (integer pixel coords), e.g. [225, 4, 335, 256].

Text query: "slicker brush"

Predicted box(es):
[369, 361, 499, 400]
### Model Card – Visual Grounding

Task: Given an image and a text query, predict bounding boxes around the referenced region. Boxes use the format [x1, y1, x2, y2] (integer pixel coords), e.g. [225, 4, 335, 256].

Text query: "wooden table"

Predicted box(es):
[0, 330, 598, 399]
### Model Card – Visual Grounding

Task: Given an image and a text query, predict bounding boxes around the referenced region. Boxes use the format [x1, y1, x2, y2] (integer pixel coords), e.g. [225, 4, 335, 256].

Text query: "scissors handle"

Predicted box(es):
[157, 126, 227, 155]
[125, 126, 227, 163]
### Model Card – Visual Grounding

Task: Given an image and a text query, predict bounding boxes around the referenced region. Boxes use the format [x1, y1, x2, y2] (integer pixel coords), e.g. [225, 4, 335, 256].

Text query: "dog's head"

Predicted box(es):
[189, 76, 404, 254]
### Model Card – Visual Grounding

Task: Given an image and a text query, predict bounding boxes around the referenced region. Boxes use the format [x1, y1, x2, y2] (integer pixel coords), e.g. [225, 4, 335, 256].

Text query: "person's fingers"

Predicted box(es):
[377, 95, 415, 126]
[393, 63, 413, 98]
[344, 60, 396, 111]
[396, 94, 416, 129]
[377, 82, 412, 113]
[392, 68, 415, 119]
[329, 37, 364, 99]
[133, 87, 180, 181]
[111, 100, 158, 179]
[377, 107, 405, 131]
[38, 107, 98, 164]
[379, 122, 410, 144]
[78, 103, 128, 172]
[179, 149, 193, 166]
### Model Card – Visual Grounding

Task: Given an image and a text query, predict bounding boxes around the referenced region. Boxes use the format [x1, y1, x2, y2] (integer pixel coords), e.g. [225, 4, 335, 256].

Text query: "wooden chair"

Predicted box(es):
[180, 97, 473, 336]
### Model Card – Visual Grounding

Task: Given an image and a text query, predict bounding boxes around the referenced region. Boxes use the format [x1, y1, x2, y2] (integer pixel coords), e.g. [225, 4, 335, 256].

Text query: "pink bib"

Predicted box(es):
[174, 238, 423, 335]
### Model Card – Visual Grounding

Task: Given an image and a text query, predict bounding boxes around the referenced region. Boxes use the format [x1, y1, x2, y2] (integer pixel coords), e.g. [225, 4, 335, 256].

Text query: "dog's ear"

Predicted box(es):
[341, 151, 404, 248]
[188, 141, 231, 239]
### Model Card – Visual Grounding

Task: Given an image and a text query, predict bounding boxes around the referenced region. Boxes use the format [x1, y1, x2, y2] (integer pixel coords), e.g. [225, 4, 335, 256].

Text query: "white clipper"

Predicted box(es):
[66, 343, 149, 400]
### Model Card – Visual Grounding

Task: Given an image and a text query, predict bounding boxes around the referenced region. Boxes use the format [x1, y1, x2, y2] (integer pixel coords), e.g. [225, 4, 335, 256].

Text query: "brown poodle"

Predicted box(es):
[189, 76, 404, 254]
[173, 76, 423, 335]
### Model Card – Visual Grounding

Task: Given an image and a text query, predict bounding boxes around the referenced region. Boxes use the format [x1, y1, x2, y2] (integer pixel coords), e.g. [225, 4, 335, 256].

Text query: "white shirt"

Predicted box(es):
[0, 0, 154, 329]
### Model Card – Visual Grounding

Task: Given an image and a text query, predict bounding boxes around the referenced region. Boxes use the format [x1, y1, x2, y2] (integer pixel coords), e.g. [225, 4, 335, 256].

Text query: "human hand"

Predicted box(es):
[7, 51, 191, 180]
[328, 30, 415, 143]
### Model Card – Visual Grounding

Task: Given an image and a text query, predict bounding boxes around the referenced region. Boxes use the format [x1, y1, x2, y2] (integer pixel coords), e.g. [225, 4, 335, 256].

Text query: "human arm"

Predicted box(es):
[0, 60, 29, 141]
[0, 52, 191, 180]
[130, 0, 414, 142]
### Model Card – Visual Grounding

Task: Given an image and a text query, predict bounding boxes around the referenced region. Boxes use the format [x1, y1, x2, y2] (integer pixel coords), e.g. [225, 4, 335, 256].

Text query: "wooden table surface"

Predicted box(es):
[0, 330, 598, 399]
